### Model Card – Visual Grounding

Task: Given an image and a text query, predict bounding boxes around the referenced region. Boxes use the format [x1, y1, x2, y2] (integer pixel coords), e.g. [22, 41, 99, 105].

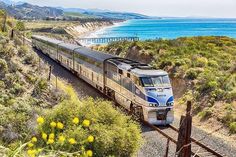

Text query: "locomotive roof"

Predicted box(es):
[131, 68, 168, 77]
[74, 47, 115, 63]
[32, 35, 116, 62]
[109, 58, 168, 77]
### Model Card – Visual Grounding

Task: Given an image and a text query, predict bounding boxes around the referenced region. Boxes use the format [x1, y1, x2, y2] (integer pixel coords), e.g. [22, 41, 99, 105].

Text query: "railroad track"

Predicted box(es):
[143, 121, 225, 157]
[23, 35, 226, 157]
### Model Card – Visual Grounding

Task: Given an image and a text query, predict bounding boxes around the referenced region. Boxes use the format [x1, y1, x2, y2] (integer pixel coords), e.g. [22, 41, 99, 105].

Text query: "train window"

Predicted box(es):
[122, 77, 132, 91]
[118, 69, 123, 75]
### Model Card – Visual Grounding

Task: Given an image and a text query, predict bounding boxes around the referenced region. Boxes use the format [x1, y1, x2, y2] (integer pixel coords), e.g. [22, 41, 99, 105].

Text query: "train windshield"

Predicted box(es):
[140, 75, 170, 87]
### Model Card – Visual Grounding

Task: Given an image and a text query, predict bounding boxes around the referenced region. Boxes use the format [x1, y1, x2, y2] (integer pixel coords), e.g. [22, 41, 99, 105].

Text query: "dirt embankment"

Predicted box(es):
[65, 21, 113, 38]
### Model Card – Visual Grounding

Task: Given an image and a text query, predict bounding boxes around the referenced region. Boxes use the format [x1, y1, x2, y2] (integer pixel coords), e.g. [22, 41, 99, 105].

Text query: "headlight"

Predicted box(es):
[149, 103, 159, 107]
[166, 102, 174, 106]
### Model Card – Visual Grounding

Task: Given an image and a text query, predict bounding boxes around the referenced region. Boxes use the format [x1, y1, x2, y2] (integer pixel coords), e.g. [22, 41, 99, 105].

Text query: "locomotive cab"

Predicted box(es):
[133, 69, 174, 125]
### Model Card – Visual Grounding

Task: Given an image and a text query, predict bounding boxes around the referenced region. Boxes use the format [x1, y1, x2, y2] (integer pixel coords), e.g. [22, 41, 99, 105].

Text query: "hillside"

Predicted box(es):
[0, 2, 63, 19]
[92, 36, 236, 133]
[60, 7, 151, 20]
[0, 0, 150, 20]
[0, 13, 142, 156]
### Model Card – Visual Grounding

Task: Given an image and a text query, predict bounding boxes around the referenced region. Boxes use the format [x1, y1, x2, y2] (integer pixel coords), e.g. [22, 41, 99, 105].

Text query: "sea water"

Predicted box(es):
[91, 18, 236, 41]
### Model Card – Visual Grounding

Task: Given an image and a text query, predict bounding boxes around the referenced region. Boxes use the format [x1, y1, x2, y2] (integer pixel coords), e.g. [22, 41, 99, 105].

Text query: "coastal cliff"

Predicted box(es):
[65, 21, 114, 38]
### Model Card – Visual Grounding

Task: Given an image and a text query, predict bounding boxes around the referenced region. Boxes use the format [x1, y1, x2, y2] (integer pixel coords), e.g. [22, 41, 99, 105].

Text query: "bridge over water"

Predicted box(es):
[77, 37, 139, 45]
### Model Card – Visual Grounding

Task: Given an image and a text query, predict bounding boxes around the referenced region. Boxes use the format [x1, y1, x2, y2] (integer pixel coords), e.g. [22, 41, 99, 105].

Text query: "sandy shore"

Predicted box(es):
[85, 21, 126, 38]
[65, 21, 123, 38]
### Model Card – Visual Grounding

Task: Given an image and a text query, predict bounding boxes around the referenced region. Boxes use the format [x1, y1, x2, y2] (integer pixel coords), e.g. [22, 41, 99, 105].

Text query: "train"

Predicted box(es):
[32, 35, 174, 125]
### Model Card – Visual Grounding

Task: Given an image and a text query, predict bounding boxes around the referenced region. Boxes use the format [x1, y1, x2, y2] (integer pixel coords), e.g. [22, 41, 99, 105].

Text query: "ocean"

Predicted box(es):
[91, 18, 236, 41]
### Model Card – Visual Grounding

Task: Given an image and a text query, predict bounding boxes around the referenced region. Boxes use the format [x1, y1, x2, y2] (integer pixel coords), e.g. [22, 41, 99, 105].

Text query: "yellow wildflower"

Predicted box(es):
[58, 135, 65, 143]
[68, 138, 76, 144]
[31, 137, 37, 143]
[87, 135, 94, 143]
[86, 150, 93, 157]
[27, 143, 34, 147]
[47, 138, 54, 144]
[82, 119, 90, 127]
[50, 121, 57, 128]
[36, 117, 44, 124]
[49, 133, 55, 139]
[42, 133, 47, 140]
[57, 122, 64, 129]
[27, 149, 36, 157]
[72, 117, 79, 124]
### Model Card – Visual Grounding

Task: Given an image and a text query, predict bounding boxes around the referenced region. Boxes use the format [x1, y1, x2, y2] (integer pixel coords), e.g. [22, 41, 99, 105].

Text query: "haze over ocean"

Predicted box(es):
[92, 18, 236, 40]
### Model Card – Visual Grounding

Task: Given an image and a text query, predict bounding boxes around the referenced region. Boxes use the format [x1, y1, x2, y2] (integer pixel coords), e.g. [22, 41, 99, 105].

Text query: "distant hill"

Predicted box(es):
[0, 2, 63, 19]
[60, 7, 151, 20]
[0, 0, 150, 20]
[83, 11, 150, 20]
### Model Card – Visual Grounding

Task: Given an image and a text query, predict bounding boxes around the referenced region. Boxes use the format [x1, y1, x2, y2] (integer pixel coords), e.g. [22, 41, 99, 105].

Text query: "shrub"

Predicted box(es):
[0, 80, 5, 88]
[10, 83, 25, 96]
[15, 21, 25, 31]
[185, 68, 198, 80]
[195, 57, 208, 67]
[18, 46, 29, 57]
[208, 60, 219, 68]
[229, 122, 236, 134]
[33, 78, 48, 96]
[24, 54, 37, 65]
[207, 81, 218, 91]
[198, 108, 213, 120]
[185, 68, 203, 80]
[34, 98, 142, 156]
[159, 60, 173, 69]
[0, 59, 8, 77]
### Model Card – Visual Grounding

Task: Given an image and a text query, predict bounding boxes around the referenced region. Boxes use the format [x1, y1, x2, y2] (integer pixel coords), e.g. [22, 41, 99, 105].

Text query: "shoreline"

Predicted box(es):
[85, 20, 128, 38]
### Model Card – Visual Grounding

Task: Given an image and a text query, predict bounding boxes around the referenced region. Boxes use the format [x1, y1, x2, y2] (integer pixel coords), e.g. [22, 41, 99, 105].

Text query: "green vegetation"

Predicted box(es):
[0, 13, 142, 156]
[15, 21, 25, 31]
[94, 36, 236, 133]
[64, 12, 96, 19]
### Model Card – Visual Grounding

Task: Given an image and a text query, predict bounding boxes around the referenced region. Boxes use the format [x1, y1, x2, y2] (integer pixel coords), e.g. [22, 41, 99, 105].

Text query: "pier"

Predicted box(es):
[77, 37, 139, 45]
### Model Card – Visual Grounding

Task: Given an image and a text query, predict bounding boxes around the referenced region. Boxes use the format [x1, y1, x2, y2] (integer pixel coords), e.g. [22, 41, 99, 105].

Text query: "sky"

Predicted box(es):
[12, 0, 236, 18]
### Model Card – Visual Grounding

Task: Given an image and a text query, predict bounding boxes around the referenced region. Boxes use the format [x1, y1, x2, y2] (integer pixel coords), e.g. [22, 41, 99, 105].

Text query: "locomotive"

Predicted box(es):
[32, 35, 174, 125]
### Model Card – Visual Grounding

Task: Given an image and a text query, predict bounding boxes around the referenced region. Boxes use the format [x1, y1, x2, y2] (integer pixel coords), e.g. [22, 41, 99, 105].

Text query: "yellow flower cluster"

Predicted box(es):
[50, 121, 57, 128]
[72, 117, 79, 124]
[86, 150, 93, 157]
[27, 143, 34, 148]
[34, 116, 94, 155]
[87, 135, 94, 143]
[58, 135, 65, 143]
[82, 120, 90, 127]
[57, 122, 64, 129]
[31, 137, 37, 143]
[68, 138, 76, 144]
[50, 121, 64, 129]
[42, 133, 47, 140]
[47, 133, 55, 144]
[27, 149, 42, 157]
[27, 149, 37, 157]
[37, 117, 44, 124]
